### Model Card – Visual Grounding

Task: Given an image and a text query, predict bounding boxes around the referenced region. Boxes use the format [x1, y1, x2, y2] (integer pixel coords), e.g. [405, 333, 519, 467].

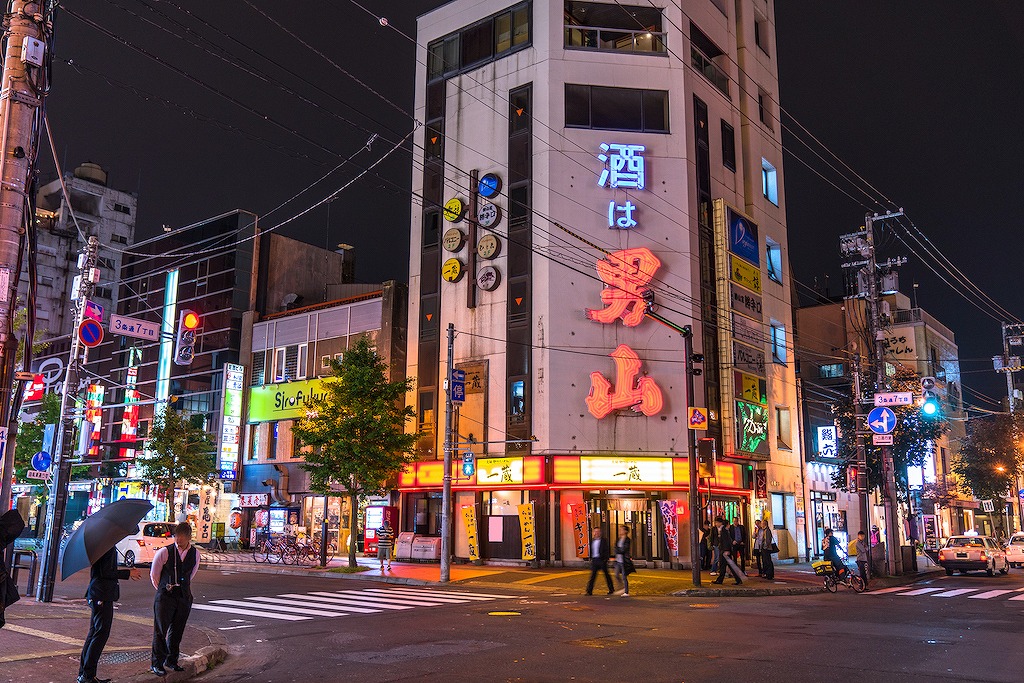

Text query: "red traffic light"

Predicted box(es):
[182, 311, 200, 330]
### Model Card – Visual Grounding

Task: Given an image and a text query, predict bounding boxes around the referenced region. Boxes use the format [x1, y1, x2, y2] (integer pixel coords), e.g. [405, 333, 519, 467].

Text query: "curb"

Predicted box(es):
[201, 562, 433, 586]
[121, 645, 227, 683]
[672, 586, 824, 598]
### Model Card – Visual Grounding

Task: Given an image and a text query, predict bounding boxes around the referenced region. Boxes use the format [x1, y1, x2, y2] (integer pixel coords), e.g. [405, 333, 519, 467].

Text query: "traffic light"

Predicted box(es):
[920, 376, 940, 418]
[697, 437, 716, 479]
[847, 465, 859, 492]
[174, 309, 201, 366]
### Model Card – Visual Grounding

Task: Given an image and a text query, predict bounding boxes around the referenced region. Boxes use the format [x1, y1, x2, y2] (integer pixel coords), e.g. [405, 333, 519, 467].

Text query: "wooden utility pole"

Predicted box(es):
[0, 1, 50, 516]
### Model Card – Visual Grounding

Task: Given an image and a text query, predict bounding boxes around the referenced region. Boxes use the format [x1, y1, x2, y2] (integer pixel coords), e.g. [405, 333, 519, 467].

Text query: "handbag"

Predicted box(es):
[769, 542, 779, 554]
[624, 557, 636, 575]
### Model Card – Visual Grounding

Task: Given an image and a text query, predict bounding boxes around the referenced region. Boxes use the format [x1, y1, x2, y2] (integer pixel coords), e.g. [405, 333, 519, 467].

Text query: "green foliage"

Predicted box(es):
[135, 406, 217, 520]
[14, 392, 61, 478]
[292, 338, 418, 566]
[831, 366, 949, 497]
[952, 413, 1023, 503]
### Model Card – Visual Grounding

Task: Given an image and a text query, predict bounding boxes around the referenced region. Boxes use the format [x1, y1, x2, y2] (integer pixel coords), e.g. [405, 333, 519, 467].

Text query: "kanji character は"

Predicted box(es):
[586, 247, 661, 327]
[607, 200, 638, 229]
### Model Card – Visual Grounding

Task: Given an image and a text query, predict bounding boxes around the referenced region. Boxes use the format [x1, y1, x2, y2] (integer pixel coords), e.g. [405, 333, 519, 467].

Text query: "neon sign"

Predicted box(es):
[586, 247, 661, 327]
[586, 344, 664, 419]
[598, 143, 646, 229]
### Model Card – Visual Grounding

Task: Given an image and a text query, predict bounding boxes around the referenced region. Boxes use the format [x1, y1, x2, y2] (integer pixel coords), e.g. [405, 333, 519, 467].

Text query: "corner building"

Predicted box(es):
[406, 0, 804, 566]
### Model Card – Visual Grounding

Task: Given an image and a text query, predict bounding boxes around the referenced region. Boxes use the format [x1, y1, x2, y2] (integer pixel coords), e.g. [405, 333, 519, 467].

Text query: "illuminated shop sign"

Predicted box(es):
[586, 344, 664, 419]
[586, 247, 661, 328]
[248, 378, 328, 423]
[476, 457, 525, 484]
[727, 206, 760, 266]
[598, 143, 645, 228]
[735, 400, 770, 457]
[729, 254, 762, 294]
[83, 383, 104, 458]
[817, 425, 838, 458]
[220, 363, 245, 476]
[580, 456, 674, 485]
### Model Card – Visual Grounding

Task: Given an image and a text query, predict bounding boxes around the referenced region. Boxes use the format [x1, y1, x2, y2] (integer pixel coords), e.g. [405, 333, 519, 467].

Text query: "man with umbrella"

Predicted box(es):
[61, 499, 151, 683]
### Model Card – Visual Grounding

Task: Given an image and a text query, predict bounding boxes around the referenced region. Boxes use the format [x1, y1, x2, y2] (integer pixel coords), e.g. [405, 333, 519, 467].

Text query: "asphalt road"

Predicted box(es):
[142, 567, 1024, 683]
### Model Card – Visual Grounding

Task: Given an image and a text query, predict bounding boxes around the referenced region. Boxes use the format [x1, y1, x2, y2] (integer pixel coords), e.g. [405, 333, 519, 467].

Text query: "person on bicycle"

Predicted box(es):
[822, 528, 847, 579]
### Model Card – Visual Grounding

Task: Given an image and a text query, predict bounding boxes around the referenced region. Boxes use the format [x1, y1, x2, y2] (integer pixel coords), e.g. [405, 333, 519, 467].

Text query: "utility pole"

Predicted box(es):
[36, 235, 99, 602]
[440, 322, 455, 583]
[0, 1, 50, 516]
[850, 358, 871, 580]
[999, 322, 1023, 531]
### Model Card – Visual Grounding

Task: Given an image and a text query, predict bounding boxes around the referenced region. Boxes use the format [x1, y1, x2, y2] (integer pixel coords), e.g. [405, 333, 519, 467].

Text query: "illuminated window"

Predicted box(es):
[818, 363, 844, 379]
[770, 320, 787, 364]
[776, 407, 792, 450]
[770, 493, 786, 529]
[761, 158, 778, 205]
[296, 344, 308, 379]
[766, 237, 782, 283]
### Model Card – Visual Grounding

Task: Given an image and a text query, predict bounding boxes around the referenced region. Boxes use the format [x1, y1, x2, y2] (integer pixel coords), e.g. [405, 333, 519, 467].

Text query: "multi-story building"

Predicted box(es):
[30, 162, 136, 339]
[405, 0, 803, 566]
[238, 282, 408, 547]
[797, 290, 968, 556]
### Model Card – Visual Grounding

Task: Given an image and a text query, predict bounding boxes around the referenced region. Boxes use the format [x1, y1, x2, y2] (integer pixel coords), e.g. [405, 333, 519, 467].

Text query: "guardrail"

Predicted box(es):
[12, 548, 38, 596]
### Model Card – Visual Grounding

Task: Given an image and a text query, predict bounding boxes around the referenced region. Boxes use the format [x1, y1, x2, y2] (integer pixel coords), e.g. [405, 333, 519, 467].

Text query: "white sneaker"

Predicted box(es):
[622, 592, 629, 597]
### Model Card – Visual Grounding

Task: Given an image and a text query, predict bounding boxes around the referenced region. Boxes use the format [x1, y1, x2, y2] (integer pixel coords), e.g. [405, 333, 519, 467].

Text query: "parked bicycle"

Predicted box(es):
[813, 560, 865, 593]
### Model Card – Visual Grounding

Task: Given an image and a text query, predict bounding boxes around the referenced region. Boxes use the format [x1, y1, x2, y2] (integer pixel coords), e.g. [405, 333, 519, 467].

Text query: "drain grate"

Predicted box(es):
[98, 650, 150, 665]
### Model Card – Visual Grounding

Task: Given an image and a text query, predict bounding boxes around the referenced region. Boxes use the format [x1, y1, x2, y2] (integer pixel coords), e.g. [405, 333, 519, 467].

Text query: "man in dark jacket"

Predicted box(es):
[584, 527, 614, 596]
[731, 517, 747, 572]
[712, 517, 744, 585]
[1, 509, 26, 629]
[79, 547, 141, 683]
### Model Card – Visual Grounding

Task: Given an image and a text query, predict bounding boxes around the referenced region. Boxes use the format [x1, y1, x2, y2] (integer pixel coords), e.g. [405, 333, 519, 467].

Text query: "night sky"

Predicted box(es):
[45, 1, 1018, 404]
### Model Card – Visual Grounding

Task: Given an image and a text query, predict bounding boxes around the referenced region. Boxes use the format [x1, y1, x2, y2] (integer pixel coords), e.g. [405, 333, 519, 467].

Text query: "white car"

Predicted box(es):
[115, 521, 175, 567]
[938, 535, 1010, 576]
[1005, 533, 1024, 568]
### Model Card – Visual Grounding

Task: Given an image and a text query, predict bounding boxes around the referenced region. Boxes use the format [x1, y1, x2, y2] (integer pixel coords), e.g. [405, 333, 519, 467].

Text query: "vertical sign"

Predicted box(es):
[220, 363, 245, 478]
[83, 384, 105, 458]
[659, 500, 679, 557]
[197, 486, 215, 544]
[569, 503, 589, 558]
[461, 504, 480, 562]
[517, 503, 536, 561]
[120, 347, 142, 461]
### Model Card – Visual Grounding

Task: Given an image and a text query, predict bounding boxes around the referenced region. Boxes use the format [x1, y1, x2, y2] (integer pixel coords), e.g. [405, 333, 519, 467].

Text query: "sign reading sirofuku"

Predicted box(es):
[248, 378, 329, 422]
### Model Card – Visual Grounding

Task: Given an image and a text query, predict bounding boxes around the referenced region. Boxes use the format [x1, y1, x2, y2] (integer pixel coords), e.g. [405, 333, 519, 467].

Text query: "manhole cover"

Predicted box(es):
[98, 650, 149, 665]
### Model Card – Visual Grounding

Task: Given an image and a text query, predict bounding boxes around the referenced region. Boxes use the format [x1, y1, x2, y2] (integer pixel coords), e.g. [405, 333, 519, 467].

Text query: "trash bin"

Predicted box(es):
[411, 536, 442, 561]
[900, 545, 917, 572]
[396, 532, 416, 561]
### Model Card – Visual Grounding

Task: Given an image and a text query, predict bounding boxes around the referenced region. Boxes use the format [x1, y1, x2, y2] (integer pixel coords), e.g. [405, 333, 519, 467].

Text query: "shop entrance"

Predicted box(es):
[811, 491, 847, 557]
[587, 494, 659, 562]
[405, 492, 442, 536]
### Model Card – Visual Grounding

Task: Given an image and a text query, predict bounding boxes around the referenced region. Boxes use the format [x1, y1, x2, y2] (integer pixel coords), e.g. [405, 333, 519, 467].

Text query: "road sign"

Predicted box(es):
[110, 314, 161, 341]
[872, 434, 893, 446]
[14, 371, 35, 381]
[78, 318, 104, 347]
[31, 451, 51, 471]
[26, 469, 49, 481]
[462, 452, 475, 477]
[874, 392, 913, 407]
[450, 369, 466, 403]
[686, 407, 709, 430]
[981, 499, 995, 513]
[1018, 489, 1024, 501]
[867, 406, 897, 435]
[84, 300, 104, 322]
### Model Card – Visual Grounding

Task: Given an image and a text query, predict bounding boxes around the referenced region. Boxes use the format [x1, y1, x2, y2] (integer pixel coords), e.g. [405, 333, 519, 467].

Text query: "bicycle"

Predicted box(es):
[813, 560, 865, 593]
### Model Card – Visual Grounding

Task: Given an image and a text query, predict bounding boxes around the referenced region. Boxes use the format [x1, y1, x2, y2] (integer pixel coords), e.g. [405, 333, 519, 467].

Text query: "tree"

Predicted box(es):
[136, 406, 217, 521]
[953, 413, 1023, 532]
[831, 366, 950, 498]
[292, 338, 418, 568]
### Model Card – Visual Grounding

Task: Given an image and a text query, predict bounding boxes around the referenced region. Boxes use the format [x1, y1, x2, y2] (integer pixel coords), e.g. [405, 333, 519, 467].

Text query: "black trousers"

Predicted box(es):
[760, 550, 775, 580]
[586, 563, 614, 594]
[152, 591, 193, 667]
[714, 553, 743, 583]
[80, 599, 114, 679]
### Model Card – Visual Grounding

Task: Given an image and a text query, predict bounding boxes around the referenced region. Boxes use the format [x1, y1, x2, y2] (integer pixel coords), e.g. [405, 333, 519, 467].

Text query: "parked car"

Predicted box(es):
[1005, 532, 1024, 568]
[114, 521, 175, 567]
[938, 535, 1010, 576]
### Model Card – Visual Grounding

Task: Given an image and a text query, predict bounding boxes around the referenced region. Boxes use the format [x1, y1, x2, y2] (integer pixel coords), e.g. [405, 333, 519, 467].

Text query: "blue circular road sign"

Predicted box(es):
[478, 173, 501, 198]
[867, 406, 897, 435]
[78, 318, 104, 347]
[31, 451, 51, 471]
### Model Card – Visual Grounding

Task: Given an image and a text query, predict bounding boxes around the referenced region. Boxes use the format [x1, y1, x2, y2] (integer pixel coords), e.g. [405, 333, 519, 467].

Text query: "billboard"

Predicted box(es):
[727, 206, 760, 266]
[735, 400, 770, 458]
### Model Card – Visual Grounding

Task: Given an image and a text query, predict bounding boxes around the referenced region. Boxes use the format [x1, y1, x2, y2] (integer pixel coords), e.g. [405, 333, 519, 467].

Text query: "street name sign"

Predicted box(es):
[872, 434, 894, 446]
[26, 469, 49, 481]
[867, 406, 897, 435]
[874, 392, 913, 407]
[110, 314, 161, 341]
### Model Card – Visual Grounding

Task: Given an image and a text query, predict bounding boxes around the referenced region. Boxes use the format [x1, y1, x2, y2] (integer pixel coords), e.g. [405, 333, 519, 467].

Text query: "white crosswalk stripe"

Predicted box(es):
[191, 586, 511, 623]
[866, 584, 1024, 602]
[969, 590, 1014, 599]
[933, 589, 978, 598]
[899, 587, 943, 596]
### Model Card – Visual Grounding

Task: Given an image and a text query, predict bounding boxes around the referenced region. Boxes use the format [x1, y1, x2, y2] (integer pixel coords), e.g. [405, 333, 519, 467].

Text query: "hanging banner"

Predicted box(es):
[659, 500, 679, 557]
[197, 486, 216, 544]
[461, 504, 480, 562]
[569, 503, 589, 558]
[518, 503, 536, 561]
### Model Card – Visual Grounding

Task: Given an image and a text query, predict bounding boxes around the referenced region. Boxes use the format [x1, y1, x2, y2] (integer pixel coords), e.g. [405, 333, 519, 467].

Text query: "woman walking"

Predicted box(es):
[760, 520, 775, 580]
[614, 525, 635, 597]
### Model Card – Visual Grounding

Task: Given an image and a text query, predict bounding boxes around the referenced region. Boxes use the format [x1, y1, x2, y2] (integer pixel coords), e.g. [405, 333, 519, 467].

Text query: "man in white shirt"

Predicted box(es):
[584, 527, 613, 596]
[149, 523, 200, 676]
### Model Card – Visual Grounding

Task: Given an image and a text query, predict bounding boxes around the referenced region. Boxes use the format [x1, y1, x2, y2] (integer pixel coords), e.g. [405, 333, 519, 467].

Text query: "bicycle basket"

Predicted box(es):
[812, 561, 834, 576]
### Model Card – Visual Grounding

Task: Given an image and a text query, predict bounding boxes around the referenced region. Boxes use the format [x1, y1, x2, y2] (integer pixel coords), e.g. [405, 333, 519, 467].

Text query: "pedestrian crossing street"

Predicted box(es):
[192, 586, 516, 622]
[868, 584, 1024, 602]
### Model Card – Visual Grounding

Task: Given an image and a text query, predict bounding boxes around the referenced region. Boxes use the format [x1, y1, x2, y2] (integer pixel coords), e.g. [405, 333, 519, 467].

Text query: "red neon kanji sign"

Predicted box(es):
[586, 344, 665, 419]
[586, 247, 662, 327]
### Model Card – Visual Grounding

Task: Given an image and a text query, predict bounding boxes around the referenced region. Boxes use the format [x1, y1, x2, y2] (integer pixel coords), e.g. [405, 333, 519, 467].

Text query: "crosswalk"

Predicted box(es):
[868, 584, 1024, 602]
[192, 586, 515, 622]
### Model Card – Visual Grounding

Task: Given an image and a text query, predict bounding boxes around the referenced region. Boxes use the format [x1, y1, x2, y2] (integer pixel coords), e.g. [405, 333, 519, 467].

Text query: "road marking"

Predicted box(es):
[192, 604, 310, 621]
[330, 590, 456, 607]
[867, 587, 912, 595]
[969, 590, 1014, 599]
[305, 592, 415, 610]
[362, 588, 498, 603]
[516, 571, 588, 585]
[2, 623, 85, 646]
[364, 587, 516, 599]
[899, 588, 943, 596]
[249, 596, 382, 614]
[1007, 593, 1024, 601]
[218, 625, 256, 631]
[933, 589, 979, 598]
[0, 648, 82, 663]
[210, 599, 350, 618]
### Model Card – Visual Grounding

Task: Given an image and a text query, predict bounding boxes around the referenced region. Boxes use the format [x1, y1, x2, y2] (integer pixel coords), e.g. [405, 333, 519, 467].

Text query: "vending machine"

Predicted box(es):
[364, 505, 398, 555]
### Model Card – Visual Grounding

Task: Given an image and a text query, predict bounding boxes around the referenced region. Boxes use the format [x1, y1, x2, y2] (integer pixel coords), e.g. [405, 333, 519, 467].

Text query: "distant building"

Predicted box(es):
[796, 290, 969, 556]
[29, 162, 136, 339]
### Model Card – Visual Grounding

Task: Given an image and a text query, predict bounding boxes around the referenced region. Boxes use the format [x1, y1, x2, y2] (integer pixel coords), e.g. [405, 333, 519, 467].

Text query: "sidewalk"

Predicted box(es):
[1, 595, 225, 683]
[202, 550, 945, 597]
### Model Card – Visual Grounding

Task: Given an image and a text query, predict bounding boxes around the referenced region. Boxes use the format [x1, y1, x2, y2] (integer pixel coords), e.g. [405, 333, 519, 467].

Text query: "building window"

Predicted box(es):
[267, 422, 278, 460]
[776, 407, 792, 450]
[251, 351, 266, 386]
[761, 158, 778, 205]
[818, 363, 844, 379]
[564, 84, 669, 133]
[94, 286, 113, 299]
[426, 1, 530, 81]
[113, 202, 131, 215]
[721, 120, 736, 171]
[770, 320, 787, 364]
[39, 275, 54, 287]
[296, 344, 308, 379]
[690, 22, 729, 96]
[754, 18, 769, 56]
[770, 493, 786, 529]
[564, 2, 666, 55]
[273, 347, 286, 382]
[111, 233, 128, 244]
[248, 424, 259, 460]
[758, 90, 773, 129]
[766, 237, 782, 283]
[97, 257, 116, 269]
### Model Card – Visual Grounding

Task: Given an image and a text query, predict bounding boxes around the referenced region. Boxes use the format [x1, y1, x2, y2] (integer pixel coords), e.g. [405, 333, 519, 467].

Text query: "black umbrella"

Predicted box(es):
[60, 498, 153, 580]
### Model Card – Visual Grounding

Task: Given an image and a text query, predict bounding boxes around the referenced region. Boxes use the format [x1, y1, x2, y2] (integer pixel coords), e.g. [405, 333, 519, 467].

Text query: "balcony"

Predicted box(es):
[564, 24, 666, 55]
[691, 46, 730, 97]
